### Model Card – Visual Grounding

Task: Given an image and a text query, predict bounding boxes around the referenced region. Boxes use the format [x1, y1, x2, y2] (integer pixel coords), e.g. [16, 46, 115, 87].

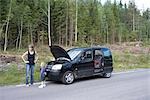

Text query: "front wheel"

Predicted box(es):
[103, 72, 112, 78]
[62, 71, 74, 84]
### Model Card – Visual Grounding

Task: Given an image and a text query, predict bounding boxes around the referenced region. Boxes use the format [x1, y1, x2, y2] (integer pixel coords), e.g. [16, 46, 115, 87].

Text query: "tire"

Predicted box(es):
[62, 71, 74, 84]
[103, 72, 112, 78]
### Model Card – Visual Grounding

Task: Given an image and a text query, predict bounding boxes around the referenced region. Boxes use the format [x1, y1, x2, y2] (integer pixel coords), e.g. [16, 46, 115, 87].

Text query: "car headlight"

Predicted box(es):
[52, 64, 62, 70]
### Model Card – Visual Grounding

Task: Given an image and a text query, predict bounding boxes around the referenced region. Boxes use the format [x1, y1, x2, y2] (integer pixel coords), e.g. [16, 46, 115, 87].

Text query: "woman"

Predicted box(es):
[22, 44, 38, 87]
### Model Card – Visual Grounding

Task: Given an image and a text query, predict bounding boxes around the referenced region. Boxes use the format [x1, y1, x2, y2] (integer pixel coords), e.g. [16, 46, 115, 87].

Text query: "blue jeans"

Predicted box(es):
[26, 64, 34, 85]
[40, 68, 46, 81]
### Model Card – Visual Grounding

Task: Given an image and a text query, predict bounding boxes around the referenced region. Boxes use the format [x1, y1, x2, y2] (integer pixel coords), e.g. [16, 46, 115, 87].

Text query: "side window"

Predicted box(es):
[81, 50, 92, 61]
[102, 48, 111, 57]
[94, 50, 103, 60]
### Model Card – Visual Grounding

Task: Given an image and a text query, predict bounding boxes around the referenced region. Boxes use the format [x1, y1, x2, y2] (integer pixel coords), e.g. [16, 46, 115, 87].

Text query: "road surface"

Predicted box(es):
[0, 69, 150, 100]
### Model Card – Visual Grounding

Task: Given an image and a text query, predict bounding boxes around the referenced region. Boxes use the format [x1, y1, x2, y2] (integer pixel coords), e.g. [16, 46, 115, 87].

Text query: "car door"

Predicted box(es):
[76, 49, 94, 77]
[93, 49, 104, 73]
[101, 48, 113, 73]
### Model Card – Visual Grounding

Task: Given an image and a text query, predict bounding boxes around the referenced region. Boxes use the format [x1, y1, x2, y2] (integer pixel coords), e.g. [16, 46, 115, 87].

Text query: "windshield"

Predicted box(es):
[67, 49, 82, 60]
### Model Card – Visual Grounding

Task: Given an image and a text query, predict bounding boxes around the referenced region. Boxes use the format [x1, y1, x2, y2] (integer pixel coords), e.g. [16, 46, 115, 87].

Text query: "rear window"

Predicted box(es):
[101, 48, 112, 57]
[94, 50, 103, 59]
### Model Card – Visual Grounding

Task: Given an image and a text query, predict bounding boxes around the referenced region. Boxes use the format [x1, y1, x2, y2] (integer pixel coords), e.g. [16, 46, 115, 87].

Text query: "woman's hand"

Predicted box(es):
[34, 51, 38, 63]
[34, 60, 37, 63]
[25, 61, 29, 63]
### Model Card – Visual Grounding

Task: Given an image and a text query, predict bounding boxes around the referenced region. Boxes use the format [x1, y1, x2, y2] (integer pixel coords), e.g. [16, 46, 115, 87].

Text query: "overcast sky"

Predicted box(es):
[101, 0, 150, 10]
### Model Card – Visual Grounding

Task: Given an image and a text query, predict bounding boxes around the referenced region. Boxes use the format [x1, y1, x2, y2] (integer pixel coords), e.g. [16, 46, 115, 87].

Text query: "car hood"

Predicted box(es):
[50, 45, 71, 60]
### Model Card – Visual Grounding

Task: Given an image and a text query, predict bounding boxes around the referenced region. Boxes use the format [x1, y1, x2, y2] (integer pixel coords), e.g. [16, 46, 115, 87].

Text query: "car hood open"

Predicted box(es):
[50, 45, 71, 60]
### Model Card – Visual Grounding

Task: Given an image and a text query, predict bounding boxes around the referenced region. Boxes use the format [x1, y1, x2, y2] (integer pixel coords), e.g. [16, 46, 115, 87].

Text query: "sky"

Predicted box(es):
[101, 0, 150, 10]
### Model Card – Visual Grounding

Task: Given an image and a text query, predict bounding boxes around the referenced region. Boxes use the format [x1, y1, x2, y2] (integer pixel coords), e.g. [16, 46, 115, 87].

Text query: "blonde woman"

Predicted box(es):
[22, 44, 38, 87]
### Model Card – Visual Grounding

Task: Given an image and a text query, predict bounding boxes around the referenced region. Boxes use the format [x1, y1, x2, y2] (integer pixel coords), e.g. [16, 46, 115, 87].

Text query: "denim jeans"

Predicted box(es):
[40, 68, 46, 81]
[26, 64, 34, 85]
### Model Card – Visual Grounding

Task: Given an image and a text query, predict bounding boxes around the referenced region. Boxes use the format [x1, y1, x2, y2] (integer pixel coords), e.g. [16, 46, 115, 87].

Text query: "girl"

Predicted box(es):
[22, 44, 38, 87]
[38, 62, 46, 88]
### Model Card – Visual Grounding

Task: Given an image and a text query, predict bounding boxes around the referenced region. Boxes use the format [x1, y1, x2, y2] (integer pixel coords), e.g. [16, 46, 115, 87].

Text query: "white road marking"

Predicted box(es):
[112, 69, 149, 75]
[112, 70, 136, 75]
[16, 82, 49, 87]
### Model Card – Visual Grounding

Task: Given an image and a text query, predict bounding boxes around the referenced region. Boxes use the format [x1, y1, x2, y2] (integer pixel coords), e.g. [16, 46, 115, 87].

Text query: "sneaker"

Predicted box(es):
[43, 83, 46, 87]
[38, 82, 46, 88]
[26, 84, 30, 87]
[38, 84, 45, 88]
[30, 83, 34, 86]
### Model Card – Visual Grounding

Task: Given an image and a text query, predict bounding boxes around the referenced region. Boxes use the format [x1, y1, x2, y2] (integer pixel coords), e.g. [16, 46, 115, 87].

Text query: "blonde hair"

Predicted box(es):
[28, 44, 34, 48]
[28, 44, 34, 51]
[40, 62, 45, 67]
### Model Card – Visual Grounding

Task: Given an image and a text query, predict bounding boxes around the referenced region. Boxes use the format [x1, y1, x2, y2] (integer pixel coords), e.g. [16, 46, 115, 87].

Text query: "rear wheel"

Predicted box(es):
[103, 72, 111, 78]
[62, 71, 74, 84]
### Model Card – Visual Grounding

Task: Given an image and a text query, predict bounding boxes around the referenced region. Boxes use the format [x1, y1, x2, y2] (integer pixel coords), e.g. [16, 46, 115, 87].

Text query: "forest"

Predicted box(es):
[0, 0, 150, 51]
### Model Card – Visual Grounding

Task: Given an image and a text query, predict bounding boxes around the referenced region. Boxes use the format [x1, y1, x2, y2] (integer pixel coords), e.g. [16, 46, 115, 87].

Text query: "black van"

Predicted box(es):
[45, 45, 113, 84]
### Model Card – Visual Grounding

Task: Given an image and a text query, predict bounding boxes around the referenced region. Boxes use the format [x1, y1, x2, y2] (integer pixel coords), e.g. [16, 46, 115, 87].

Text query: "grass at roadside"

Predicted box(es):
[0, 63, 41, 86]
[113, 52, 150, 72]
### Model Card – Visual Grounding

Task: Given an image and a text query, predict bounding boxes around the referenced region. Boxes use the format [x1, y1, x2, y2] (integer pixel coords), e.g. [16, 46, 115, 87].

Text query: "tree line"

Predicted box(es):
[0, 0, 150, 51]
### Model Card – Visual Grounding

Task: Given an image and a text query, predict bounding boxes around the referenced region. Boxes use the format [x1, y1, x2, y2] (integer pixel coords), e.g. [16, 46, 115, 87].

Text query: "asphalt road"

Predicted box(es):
[0, 69, 150, 100]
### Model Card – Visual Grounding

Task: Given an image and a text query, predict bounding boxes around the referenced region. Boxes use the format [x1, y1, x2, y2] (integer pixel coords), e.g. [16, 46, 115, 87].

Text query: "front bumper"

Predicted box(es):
[47, 70, 61, 81]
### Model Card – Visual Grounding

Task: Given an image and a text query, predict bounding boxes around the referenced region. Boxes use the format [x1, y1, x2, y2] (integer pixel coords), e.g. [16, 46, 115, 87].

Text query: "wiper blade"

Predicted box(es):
[57, 57, 71, 62]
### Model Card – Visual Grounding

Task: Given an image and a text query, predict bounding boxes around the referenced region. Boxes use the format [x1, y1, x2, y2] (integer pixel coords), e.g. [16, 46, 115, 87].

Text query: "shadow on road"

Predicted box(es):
[45, 75, 108, 85]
